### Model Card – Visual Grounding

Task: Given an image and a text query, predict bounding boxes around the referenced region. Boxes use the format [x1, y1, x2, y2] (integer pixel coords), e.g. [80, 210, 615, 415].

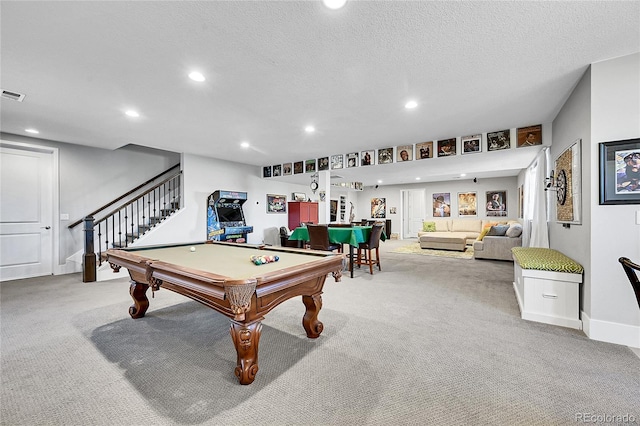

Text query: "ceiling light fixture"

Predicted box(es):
[305, 126, 315, 133]
[460, 173, 466, 177]
[405, 100, 418, 109]
[189, 71, 205, 82]
[240, 141, 250, 148]
[322, 0, 347, 10]
[125, 110, 139, 118]
[25, 128, 39, 134]
[415, 177, 421, 180]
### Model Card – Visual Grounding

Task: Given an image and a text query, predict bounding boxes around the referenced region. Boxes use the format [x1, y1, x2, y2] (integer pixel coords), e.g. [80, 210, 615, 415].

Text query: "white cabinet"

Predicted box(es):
[513, 263, 582, 329]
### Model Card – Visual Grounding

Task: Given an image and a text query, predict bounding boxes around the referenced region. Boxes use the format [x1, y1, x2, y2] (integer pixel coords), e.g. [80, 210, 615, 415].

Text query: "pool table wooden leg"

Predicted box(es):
[302, 293, 323, 338]
[128, 280, 149, 319]
[229, 320, 262, 385]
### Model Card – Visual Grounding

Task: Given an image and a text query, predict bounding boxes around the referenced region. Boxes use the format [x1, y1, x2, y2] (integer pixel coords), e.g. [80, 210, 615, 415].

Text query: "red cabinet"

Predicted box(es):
[288, 202, 319, 230]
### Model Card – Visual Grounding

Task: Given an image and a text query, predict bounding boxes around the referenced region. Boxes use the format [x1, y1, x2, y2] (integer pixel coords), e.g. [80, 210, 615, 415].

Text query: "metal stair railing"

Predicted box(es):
[76, 168, 182, 282]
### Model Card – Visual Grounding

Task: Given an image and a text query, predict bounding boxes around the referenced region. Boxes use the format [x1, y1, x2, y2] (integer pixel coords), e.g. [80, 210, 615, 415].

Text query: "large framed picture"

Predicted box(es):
[371, 197, 386, 218]
[432, 192, 451, 217]
[599, 138, 640, 205]
[486, 190, 507, 217]
[266, 194, 287, 213]
[458, 192, 477, 217]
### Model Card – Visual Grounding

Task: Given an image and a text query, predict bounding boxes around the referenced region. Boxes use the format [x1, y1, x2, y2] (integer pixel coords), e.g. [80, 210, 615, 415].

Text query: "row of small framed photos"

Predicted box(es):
[263, 124, 542, 178]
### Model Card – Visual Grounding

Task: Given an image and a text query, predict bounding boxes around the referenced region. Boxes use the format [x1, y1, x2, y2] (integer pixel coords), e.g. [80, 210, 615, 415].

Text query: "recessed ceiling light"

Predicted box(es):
[405, 100, 418, 109]
[240, 141, 250, 148]
[125, 110, 139, 118]
[460, 173, 466, 177]
[305, 126, 315, 133]
[377, 180, 383, 184]
[189, 71, 205, 82]
[415, 177, 421, 180]
[323, 0, 347, 10]
[25, 128, 39, 134]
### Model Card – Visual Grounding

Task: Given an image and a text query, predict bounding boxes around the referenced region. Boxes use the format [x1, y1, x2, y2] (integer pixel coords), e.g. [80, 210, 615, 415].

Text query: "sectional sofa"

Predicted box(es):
[418, 218, 522, 260]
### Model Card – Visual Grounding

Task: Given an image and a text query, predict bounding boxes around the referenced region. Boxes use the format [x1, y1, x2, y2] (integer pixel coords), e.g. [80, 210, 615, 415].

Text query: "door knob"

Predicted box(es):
[42, 226, 51, 230]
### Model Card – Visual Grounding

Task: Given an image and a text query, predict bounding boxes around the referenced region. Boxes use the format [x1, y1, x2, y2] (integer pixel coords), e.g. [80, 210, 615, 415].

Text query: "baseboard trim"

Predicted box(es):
[582, 311, 640, 349]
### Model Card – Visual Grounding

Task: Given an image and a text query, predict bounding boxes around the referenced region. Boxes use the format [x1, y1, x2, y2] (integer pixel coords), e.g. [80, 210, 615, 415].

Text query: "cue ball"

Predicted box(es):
[190, 246, 196, 252]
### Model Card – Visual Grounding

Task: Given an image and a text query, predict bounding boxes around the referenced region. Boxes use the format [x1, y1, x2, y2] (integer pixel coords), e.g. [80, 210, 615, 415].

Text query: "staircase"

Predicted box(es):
[71, 165, 182, 281]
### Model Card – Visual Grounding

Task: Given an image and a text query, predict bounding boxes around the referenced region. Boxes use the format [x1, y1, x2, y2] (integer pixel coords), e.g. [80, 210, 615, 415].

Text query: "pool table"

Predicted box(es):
[105, 241, 343, 385]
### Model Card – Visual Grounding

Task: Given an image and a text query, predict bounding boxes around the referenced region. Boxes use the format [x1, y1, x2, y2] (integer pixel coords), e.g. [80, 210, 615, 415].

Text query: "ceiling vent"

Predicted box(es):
[1, 89, 26, 102]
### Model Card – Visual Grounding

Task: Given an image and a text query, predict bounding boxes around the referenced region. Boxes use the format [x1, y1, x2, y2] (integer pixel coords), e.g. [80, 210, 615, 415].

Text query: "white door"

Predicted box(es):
[0, 146, 54, 281]
[402, 189, 425, 239]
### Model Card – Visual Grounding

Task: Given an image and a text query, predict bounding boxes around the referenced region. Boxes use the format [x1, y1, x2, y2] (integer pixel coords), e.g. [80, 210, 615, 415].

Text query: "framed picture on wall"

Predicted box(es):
[458, 192, 477, 217]
[378, 148, 393, 164]
[361, 150, 375, 166]
[599, 138, 640, 205]
[266, 194, 286, 214]
[462, 135, 482, 154]
[331, 154, 344, 170]
[486, 190, 507, 217]
[305, 159, 316, 173]
[371, 197, 386, 218]
[416, 141, 433, 159]
[272, 164, 282, 176]
[318, 157, 329, 171]
[437, 138, 456, 157]
[283, 163, 292, 175]
[517, 124, 542, 147]
[294, 161, 304, 174]
[263, 166, 272, 178]
[397, 145, 413, 162]
[487, 129, 511, 151]
[433, 192, 451, 217]
[346, 152, 359, 168]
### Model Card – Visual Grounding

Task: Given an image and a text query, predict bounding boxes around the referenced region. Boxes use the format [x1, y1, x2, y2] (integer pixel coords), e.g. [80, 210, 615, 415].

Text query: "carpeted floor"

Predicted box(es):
[392, 241, 474, 259]
[1, 239, 639, 425]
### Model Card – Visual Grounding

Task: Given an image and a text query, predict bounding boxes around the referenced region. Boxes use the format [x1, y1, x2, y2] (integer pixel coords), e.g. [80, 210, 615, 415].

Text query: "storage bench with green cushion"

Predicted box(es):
[511, 247, 583, 330]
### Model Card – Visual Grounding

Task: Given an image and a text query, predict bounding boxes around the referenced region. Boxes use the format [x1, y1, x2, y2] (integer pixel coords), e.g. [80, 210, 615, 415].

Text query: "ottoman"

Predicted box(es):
[419, 234, 466, 251]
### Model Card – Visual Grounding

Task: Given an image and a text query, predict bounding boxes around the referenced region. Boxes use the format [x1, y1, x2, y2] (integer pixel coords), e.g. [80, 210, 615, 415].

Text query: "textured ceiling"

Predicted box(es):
[1, 1, 639, 186]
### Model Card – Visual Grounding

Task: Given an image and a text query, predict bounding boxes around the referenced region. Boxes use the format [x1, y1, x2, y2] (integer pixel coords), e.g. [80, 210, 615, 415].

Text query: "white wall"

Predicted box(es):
[587, 52, 640, 346]
[135, 153, 310, 246]
[354, 176, 519, 237]
[550, 66, 593, 314]
[0, 132, 180, 266]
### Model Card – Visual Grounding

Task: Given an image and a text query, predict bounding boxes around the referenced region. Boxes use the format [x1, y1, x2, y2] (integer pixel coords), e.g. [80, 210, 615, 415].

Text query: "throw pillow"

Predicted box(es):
[422, 221, 436, 232]
[486, 224, 509, 236]
[506, 224, 523, 238]
[477, 226, 491, 241]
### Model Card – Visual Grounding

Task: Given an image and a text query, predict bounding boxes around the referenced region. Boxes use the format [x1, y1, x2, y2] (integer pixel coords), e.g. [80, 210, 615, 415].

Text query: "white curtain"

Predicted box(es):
[523, 148, 549, 248]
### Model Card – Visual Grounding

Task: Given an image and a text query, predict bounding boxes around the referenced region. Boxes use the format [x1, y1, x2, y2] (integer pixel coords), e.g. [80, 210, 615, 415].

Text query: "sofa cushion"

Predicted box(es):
[487, 224, 509, 236]
[433, 219, 450, 232]
[477, 227, 491, 241]
[506, 224, 523, 238]
[422, 221, 436, 232]
[451, 219, 481, 233]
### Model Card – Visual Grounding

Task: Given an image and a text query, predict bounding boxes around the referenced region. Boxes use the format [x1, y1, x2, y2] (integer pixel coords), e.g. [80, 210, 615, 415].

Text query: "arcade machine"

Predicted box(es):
[207, 190, 253, 243]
